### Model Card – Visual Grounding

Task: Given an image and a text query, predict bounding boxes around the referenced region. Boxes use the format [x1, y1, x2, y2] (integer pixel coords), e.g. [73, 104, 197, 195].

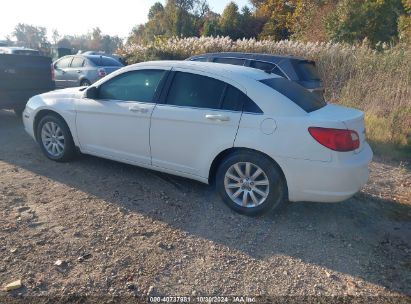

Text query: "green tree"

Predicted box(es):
[252, 0, 295, 40]
[239, 5, 261, 38]
[398, 0, 411, 43]
[148, 2, 165, 19]
[52, 29, 61, 45]
[164, 0, 197, 37]
[326, 0, 405, 45]
[13, 23, 48, 48]
[90, 27, 102, 50]
[101, 35, 123, 53]
[202, 12, 221, 36]
[219, 2, 242, 39]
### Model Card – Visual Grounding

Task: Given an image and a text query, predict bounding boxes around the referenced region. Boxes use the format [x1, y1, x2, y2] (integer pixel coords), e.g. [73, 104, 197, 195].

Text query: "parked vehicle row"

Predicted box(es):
[52, 54, 124, 88]
[22, 61, 372, 215]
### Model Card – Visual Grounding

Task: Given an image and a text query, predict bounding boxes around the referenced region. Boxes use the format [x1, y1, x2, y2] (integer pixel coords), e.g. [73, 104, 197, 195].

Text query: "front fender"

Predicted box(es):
[28, 94, 79, 147]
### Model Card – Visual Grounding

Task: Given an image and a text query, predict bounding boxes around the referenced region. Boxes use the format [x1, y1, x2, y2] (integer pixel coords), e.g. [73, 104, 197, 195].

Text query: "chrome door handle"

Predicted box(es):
[77, 70, 81, 73]
[129, 106, 149, 113]
[205, 114, 230, 122]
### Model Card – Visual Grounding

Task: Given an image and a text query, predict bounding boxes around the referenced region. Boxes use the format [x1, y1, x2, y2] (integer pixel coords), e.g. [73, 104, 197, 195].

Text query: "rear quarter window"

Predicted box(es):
[222, 85, 262, 113]
[294, 61, 321, 81]
[260, 78, 326, 113]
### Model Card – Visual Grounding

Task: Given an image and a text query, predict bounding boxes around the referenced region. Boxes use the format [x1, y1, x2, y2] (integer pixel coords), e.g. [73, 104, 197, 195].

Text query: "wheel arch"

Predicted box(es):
[33, 109, 75, 144]
[79, 78, 91, 85]
[208, 147, 289, 199]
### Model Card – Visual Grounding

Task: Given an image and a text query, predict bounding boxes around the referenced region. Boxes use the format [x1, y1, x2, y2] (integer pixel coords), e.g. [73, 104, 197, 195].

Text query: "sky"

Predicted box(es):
[0, 0, 251, 41]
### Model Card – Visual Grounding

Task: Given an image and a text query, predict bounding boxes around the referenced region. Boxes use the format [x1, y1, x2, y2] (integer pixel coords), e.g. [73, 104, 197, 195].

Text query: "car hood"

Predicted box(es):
[42, 87, 86, 99]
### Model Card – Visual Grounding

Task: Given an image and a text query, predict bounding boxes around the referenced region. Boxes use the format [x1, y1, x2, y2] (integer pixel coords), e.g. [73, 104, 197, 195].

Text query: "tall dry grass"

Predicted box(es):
[119, 37, 411, 159]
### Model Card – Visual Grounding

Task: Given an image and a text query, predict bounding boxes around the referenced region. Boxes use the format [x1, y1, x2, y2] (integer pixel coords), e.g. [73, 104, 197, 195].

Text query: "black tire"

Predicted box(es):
[216, 150, 286, 216]
[80, 79, 91, 87]
[36, 114, 76, 162]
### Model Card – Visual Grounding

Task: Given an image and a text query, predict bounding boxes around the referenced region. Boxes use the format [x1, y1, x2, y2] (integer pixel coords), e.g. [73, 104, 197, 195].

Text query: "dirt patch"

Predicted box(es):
[0, 110, 410, 302]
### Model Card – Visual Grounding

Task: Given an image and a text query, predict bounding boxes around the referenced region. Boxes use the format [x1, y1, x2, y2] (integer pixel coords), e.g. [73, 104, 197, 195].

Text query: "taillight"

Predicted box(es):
[51, 64, 55, 81]
[308, 127, 360, 152]
[97, 68, 106, 77]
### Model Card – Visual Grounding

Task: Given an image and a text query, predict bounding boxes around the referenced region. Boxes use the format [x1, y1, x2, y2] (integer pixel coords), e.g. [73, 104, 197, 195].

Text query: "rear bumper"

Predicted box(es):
[283, 143, 373, 203]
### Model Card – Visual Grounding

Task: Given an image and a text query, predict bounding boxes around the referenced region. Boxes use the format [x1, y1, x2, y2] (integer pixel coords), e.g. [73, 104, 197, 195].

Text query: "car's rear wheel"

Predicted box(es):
[80, 79, 91, 87]
[216, 151, 286, 216]
[36, 115, 75, 162]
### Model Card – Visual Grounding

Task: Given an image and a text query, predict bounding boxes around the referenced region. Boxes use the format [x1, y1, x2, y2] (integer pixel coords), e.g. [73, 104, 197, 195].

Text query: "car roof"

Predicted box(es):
[0, 46, 38, 51]
[82, 54, 115, 60]
[126, 60, 280, 81]
[189, 52, 309, 63]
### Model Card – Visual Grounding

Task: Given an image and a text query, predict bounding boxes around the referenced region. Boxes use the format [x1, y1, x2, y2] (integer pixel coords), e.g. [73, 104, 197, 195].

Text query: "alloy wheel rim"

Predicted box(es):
[224, 162, 270, 208]
[41, 122, 65, 157]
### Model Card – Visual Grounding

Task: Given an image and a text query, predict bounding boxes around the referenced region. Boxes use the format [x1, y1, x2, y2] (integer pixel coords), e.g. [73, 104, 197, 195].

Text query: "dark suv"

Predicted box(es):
[187, 52, 324, 98]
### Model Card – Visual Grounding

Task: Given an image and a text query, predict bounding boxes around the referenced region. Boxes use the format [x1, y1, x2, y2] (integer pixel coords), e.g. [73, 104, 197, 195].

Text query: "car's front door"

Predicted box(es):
[54, 56, 73, 89]
[75, 68, 168, 165]
[150, 70, 244, 178]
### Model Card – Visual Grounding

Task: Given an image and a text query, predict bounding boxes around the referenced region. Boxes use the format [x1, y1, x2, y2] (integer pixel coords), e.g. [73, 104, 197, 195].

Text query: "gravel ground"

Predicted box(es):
[0, 109, 410, 303]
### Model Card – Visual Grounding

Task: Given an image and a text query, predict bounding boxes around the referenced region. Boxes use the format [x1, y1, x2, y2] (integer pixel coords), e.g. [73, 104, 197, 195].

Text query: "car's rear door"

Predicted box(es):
[76, 68, 168, 165]
[149, 70, 243, 178]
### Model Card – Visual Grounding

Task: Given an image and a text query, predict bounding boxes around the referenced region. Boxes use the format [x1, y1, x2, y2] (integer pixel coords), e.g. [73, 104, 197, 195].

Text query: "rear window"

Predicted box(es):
[260, 78, 326, 113]
[294, 61, 320, 81]
[88, 56, 123, 67]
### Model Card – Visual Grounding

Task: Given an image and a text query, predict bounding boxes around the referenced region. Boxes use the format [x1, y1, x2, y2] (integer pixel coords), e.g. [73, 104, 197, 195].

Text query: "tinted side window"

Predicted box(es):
[250, 61, 286, 78]
[71, 57, 85, 68]
[98, 70, 166, 102]
[222, 85, 243, 111]
[250, 61, 275, 71]
[167, 72, 225, 109]
[214, 57, 246, 66]
[88, 56, 123, 67]
[55, 57, 72, 69]
[222, 85, 262, 113]
[260, 78, 326, 113]
[190, 57, 207, 62]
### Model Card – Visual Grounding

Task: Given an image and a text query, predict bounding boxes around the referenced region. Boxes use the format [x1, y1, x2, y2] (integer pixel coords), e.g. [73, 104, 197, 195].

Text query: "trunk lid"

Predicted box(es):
[309, 104, 366, 153]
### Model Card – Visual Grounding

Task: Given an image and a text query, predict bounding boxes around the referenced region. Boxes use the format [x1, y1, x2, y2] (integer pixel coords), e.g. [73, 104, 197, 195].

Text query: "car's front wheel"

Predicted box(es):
[216, 151, 286, 216]
[36, 115, 75, 162]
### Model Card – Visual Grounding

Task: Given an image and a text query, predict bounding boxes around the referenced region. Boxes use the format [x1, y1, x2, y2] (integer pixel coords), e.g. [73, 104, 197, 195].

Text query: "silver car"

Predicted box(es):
[53, 55, 123, 89]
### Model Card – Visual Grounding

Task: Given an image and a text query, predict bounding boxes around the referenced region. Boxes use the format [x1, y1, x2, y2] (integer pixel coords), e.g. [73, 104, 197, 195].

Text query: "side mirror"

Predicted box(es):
[85, 86, 98, 99]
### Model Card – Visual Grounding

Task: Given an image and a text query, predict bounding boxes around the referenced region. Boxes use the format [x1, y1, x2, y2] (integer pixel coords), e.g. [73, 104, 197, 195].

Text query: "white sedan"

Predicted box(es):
[23, 61, 373, 215]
